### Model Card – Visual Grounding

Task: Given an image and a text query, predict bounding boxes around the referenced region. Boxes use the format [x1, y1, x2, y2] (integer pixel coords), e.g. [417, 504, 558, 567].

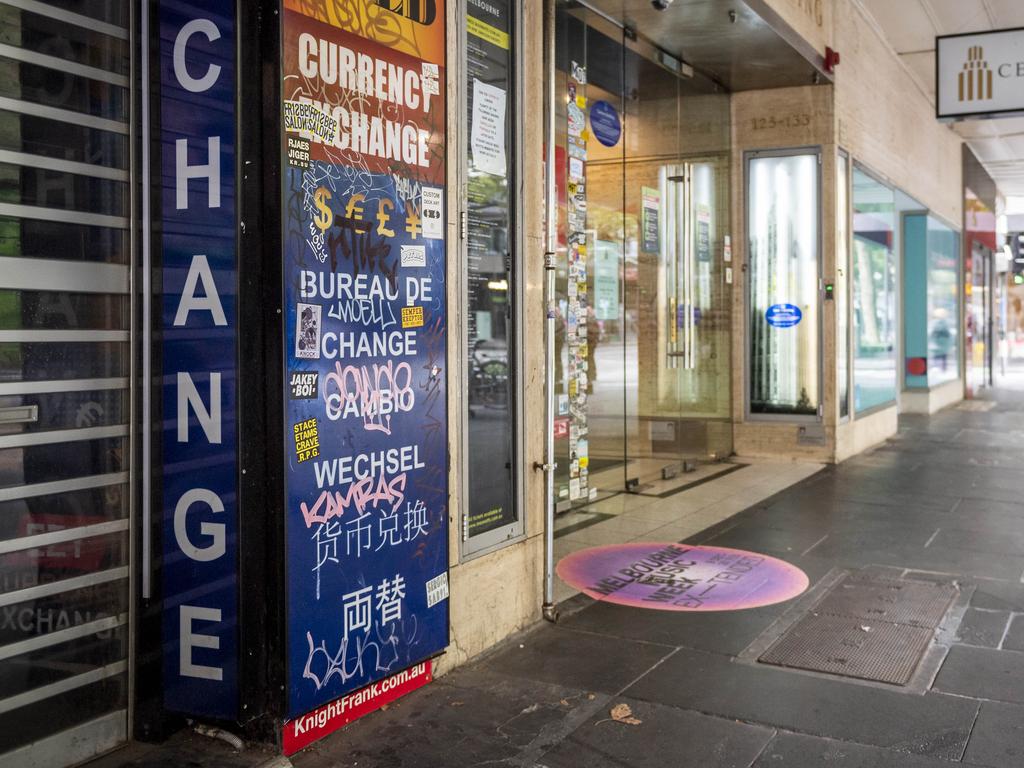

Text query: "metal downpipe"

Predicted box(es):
[541, 0, 558, 623]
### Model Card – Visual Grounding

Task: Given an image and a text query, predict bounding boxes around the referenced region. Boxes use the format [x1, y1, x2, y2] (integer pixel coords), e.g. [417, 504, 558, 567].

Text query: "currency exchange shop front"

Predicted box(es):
[550, 2, 733, 530]
[278, 1, 451, 753]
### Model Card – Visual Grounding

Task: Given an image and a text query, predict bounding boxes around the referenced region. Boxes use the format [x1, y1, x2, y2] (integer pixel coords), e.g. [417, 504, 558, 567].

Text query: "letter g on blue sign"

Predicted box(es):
[766, 303, 802, 328]
[590, 100, 621, 147]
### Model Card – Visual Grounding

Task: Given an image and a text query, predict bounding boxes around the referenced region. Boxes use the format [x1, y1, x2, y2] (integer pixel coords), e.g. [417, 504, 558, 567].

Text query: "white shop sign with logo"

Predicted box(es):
[937, 28, 1024, 120]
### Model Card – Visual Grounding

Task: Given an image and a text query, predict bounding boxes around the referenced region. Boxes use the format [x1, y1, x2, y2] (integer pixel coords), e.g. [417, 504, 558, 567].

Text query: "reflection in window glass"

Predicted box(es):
[837, 153, 850, 418]
[926, 219, 960, 386]
[853, 168, 897, 412]
[748, 152, 820, 416]
[465, 0, 517, 542]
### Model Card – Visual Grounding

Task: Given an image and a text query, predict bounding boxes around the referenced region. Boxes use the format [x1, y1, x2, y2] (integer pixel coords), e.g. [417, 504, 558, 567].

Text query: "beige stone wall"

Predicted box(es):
[835, 405, 898, 463]
[732, 0, 964, 464]
[439, 0, 546, 677]
[730, 85, 837, 462]
[831, 0, 962, 224]
[764, 0, 833, 56]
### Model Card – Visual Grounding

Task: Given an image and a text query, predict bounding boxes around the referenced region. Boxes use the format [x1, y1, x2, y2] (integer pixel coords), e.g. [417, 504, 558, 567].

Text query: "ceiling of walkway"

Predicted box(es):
[860, 0, 1024, 197]
[577, 1, 829, 92]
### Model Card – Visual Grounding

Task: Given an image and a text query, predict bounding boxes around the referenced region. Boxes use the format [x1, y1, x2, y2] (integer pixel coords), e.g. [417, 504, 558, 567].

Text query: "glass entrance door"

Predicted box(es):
[552, 2, 731, 511]
[0, 2, 131, 764]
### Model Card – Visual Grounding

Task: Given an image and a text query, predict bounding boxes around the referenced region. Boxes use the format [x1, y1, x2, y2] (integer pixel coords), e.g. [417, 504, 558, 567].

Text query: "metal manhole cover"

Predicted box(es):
[815, 578, 957, 628]
[759, 613, 933, 685]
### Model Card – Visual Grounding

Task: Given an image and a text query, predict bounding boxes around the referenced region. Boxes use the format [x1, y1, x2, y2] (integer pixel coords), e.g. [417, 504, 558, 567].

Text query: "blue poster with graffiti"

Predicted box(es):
[280, 4, 449, 719]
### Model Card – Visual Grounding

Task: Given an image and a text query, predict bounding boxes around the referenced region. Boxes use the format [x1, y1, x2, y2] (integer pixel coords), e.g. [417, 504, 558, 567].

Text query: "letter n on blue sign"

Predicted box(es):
[159, 0, 239, 719]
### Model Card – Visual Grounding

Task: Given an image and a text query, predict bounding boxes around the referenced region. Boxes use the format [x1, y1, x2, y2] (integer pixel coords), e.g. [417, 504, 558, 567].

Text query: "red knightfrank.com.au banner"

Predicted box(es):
[282, 660, 433, 755]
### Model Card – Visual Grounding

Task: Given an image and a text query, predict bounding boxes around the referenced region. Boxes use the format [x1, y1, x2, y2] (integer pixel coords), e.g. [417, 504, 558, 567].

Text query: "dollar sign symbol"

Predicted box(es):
[313, 186, 333, 233]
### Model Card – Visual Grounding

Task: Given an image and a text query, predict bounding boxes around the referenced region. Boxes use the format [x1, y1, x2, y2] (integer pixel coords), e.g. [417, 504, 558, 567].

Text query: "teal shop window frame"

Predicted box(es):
[903, 213, 961, 390]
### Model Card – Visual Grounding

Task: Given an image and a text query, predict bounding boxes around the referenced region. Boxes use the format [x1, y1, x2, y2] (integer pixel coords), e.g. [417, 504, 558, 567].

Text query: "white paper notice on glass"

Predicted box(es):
[471, 78, 507, 177]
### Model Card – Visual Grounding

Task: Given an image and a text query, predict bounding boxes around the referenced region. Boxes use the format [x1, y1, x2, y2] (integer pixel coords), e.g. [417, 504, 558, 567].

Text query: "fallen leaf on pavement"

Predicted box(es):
[609, 703, 642, 726]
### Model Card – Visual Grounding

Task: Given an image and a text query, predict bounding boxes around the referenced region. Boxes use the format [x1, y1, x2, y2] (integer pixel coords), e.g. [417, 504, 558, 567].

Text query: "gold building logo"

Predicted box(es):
[959, 45, 993, 102]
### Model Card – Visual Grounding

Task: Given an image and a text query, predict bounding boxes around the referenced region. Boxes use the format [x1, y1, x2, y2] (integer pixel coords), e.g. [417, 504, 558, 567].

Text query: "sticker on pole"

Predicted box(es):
[589, 100, 621, 147]
[556, 543, 809, 611]
[765, 303, 803, 328]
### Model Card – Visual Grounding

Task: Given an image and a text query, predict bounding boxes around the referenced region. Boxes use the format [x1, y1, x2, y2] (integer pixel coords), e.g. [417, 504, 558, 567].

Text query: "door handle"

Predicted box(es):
[0, 405, 38, 424]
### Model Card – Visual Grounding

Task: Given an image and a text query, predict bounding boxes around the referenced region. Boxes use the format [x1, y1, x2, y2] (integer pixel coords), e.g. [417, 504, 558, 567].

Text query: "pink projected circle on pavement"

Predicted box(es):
[557, 542, 809, 612]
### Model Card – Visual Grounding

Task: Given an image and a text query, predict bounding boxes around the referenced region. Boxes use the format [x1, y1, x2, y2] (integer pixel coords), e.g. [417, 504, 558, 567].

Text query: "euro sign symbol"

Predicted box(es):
[313, 187, 333, 233]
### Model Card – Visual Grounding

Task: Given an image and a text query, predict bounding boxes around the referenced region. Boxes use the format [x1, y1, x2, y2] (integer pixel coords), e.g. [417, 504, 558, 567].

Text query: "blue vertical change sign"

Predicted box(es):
[280, 1, 450, 719]
[160, 1, 239, 718]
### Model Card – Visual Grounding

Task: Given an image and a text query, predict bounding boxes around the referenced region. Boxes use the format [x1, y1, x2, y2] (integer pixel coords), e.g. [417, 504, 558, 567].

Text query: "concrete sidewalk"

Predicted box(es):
[93, 390, 1024, 767]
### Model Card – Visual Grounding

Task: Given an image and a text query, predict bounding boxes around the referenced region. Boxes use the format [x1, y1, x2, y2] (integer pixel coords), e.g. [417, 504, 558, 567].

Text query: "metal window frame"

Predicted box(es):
[837, 149, 852, 424]
[0, 42, 129, 87]
[0, 519, 129, 555]
[0, 377, 128, 395]
[0, 471, 128, 503]
[0, 660, 127, 715]
[0, 258, 129, 293]
[0, 0, 134, 758]
[849, 159, 909, 417]
[0, 566, 129, 609]
[459, 0, 527, 561]
[743, 146, 824, 423]
[0, 329, 129, 342]
[0, 424, 129, 449]
[0, 0, 130, 40]
[0, 613, 127, 662]
[0, 95, 128, 135]
[0, 149, 129, 182]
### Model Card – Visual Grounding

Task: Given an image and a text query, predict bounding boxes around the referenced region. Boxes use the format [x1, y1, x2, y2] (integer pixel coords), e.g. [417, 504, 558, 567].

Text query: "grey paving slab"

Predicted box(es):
[701, 521, 835, 557]
[1001, 614, 1024, 652]
[933, 645, 1024, 703]
[536, 698, 774, 768]
[969, 581, 1024, 612]
[931, 527, 1024, 557]
[809, 539, 1024, 581]
[485, 624, 675, 695]
[956, 608, 1011, 648]
[751, 731, 971, 767]
[290, 670, 595, 768]
[560, 597, 793, 658]
[624, 648, 979, 759]
[85, 733, 272, 768]
[962, 701, 1024, 768]
[558, 555, 833, 657]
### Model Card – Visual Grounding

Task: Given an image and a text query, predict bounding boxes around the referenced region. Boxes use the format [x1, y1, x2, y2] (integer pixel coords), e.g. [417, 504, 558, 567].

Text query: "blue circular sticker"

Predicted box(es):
[766, 303, 802, 328]
[590, 100, 621, 147]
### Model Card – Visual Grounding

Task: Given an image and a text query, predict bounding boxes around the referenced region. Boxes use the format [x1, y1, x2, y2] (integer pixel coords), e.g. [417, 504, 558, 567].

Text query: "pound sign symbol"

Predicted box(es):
[313, 187, 333, 233]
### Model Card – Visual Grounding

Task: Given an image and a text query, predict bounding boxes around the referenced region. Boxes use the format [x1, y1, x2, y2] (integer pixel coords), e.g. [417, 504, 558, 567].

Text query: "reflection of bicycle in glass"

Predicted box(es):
[469, 339, 509, 412]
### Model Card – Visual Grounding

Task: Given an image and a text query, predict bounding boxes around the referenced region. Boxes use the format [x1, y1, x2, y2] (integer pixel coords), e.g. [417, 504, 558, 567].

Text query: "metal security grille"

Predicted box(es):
[0, 1, 132, 765]
[759, 573, 957, 685]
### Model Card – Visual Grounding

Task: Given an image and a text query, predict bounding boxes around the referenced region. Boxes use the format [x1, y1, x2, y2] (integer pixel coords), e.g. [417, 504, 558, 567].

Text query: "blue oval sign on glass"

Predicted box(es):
[766, 303, 802, 328]
[590, 100, 621, 147]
